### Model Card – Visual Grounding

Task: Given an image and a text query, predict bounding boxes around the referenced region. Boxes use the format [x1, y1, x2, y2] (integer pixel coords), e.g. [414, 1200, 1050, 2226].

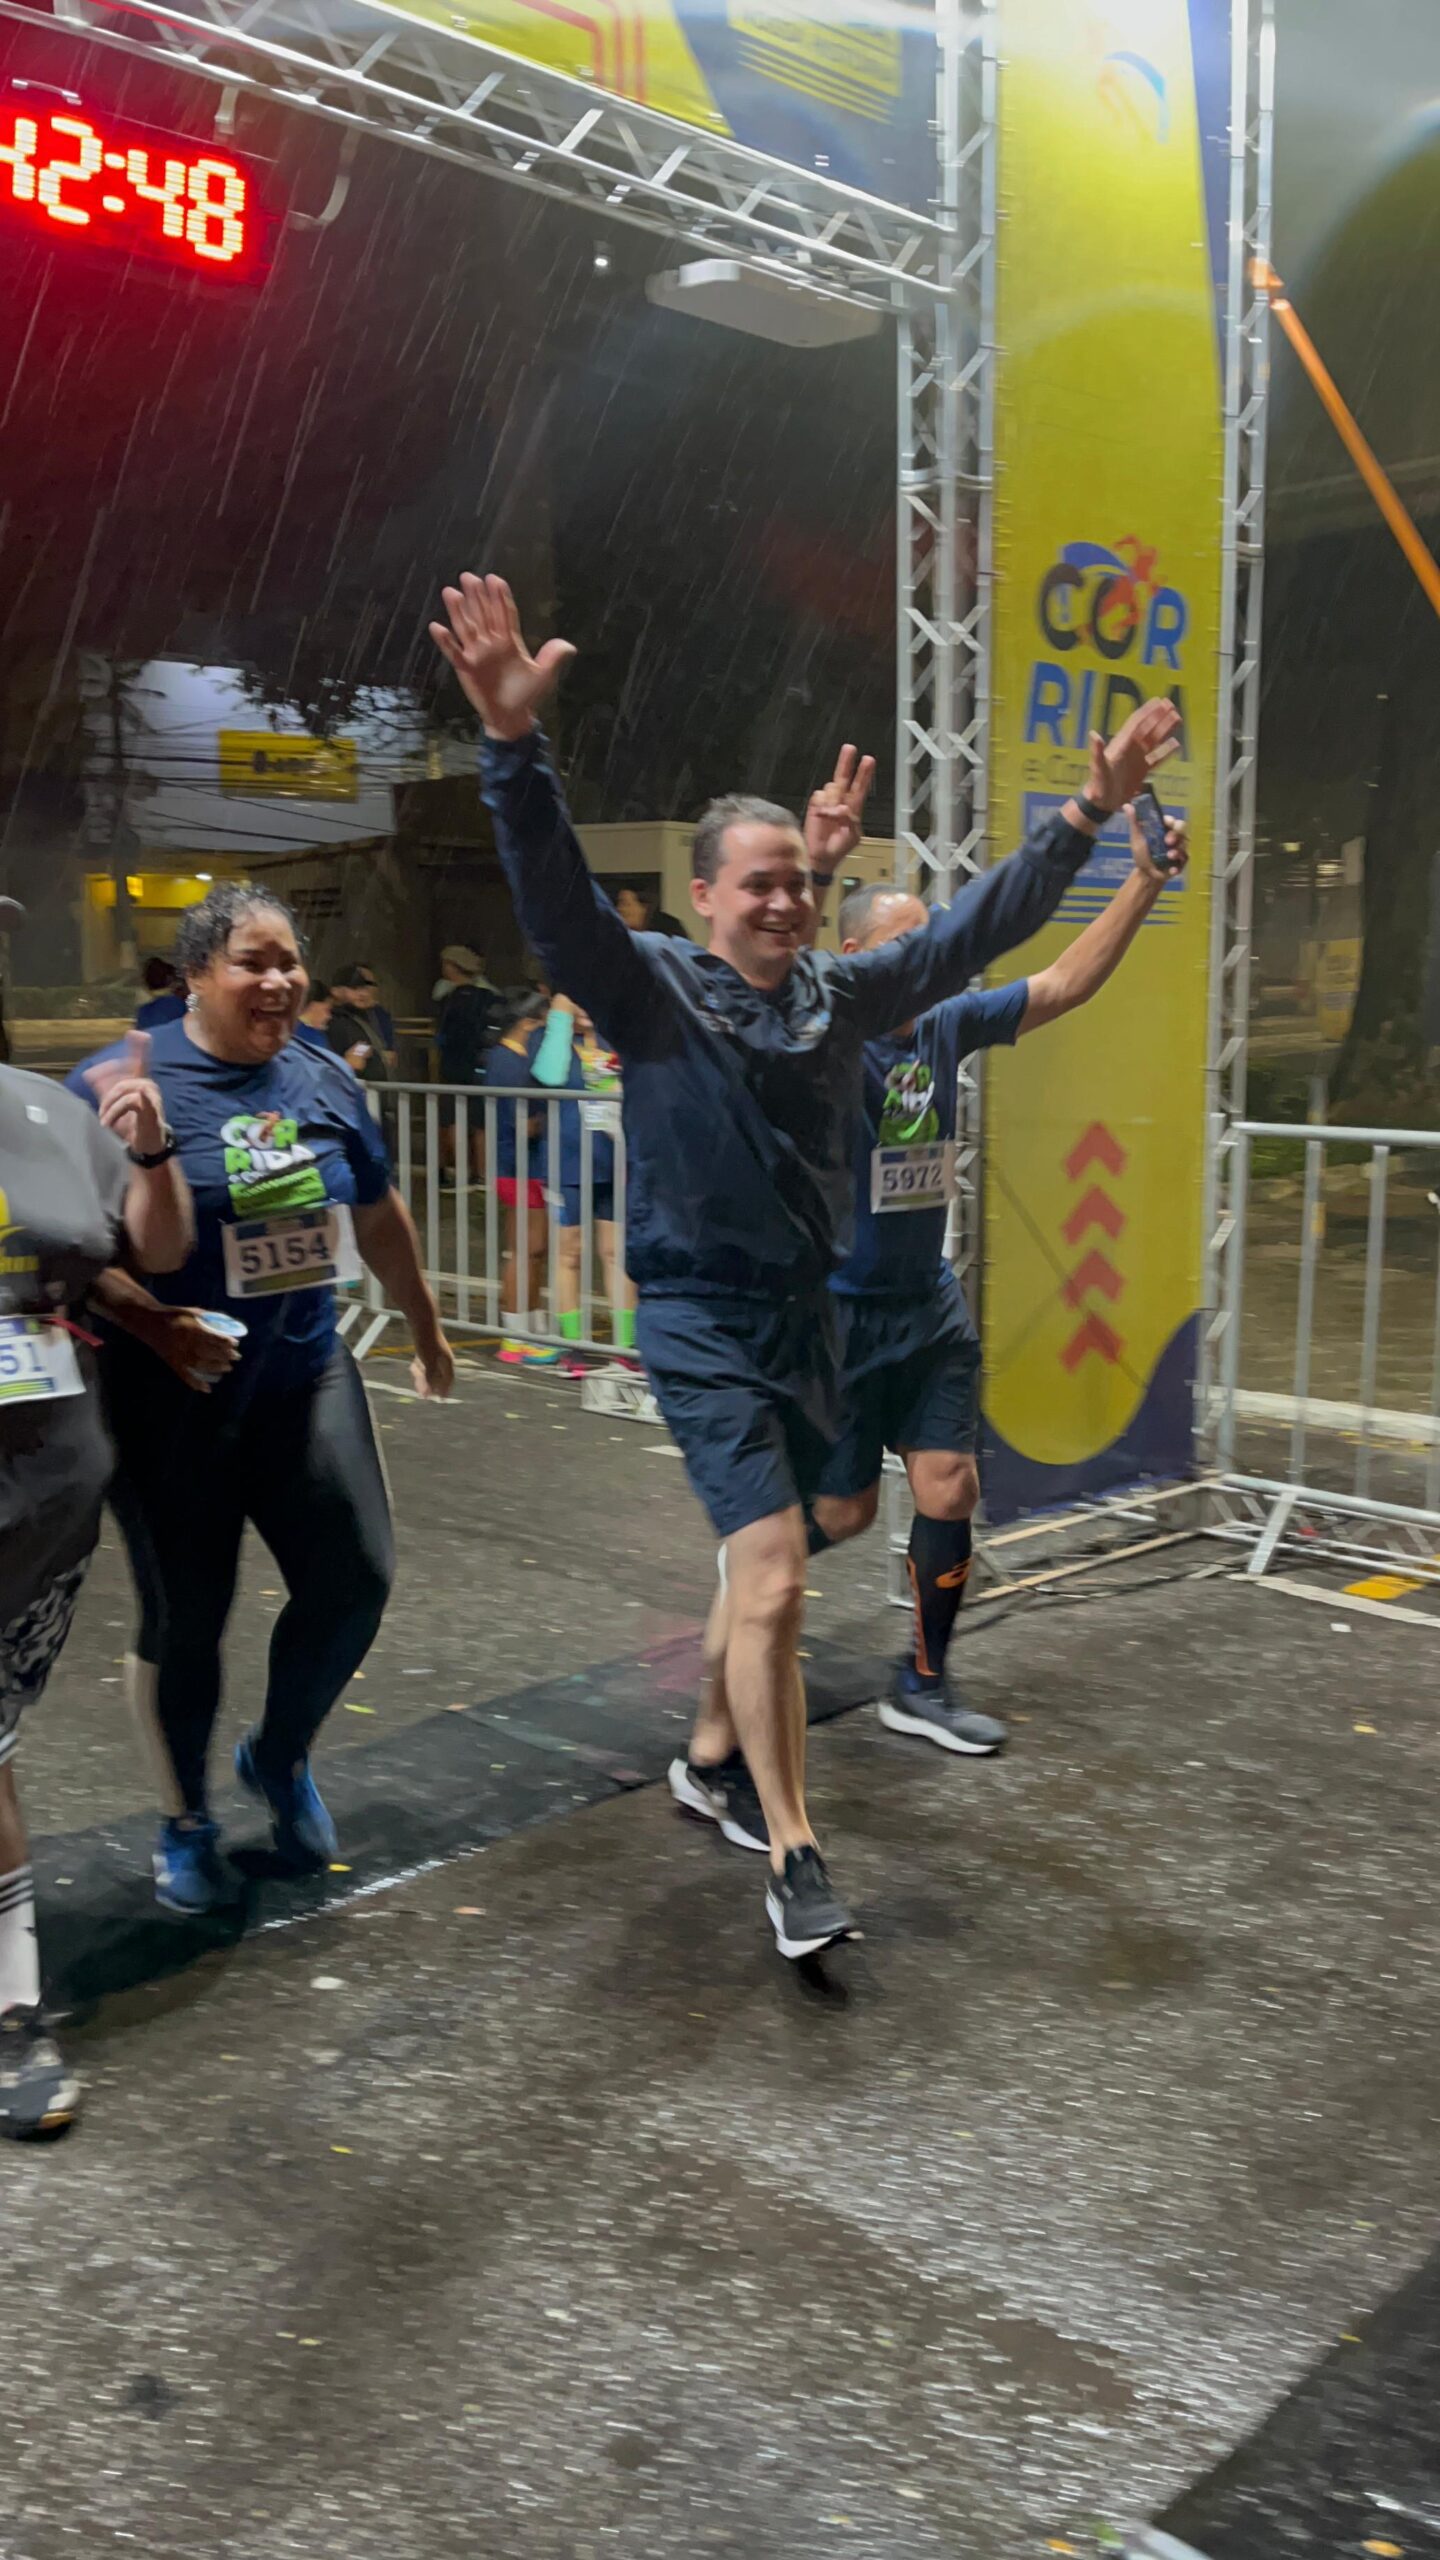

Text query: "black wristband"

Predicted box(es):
[128, 1132, 178, 1168]
[1074, 792, 1116, 828]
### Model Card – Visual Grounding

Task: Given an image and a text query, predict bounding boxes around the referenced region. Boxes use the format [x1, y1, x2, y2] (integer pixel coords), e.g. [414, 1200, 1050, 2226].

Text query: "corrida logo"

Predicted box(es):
[1025, 536, 1190, 760]
[221, 1111, 326, 1217]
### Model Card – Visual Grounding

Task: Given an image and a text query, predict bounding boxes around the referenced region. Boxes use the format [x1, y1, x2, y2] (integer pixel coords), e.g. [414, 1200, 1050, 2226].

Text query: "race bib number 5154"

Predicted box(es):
[221, 1203, 361, 1298]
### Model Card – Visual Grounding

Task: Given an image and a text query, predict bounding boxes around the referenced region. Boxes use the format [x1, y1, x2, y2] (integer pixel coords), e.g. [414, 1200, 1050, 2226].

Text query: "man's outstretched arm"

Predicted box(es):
[836, 702, 1181, 1036]
[1019, 805, 1187, 1033]
[431, 574, 656, 1038]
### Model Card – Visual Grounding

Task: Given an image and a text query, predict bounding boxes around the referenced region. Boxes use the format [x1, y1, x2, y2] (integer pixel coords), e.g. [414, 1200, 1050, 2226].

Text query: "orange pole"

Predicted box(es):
[1251, 257, 1440, 627]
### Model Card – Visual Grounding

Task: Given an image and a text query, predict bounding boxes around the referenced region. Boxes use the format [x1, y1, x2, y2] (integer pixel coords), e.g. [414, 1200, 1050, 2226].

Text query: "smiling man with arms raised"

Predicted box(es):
[431, 572, 1178, 1960]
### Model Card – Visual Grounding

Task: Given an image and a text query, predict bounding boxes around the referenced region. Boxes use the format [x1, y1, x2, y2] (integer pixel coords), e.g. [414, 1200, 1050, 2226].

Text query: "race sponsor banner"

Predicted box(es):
[980, 0, 1231, 1519]
[375, 1, 937, 209]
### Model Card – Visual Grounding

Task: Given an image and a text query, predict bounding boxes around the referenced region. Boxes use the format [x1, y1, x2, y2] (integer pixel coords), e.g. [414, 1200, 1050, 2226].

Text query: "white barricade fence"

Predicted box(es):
[1210, 1117, 1440, 1591]
[345, 1080, 656, 1413]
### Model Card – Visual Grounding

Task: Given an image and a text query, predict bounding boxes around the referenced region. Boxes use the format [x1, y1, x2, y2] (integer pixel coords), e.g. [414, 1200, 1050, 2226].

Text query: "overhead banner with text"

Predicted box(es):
[373, 3, 938, 210]
[981, 0, 1230, 1520]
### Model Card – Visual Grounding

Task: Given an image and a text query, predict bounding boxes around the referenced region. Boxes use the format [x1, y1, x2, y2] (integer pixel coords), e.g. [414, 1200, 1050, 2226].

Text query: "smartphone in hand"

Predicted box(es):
[1133, 783, 1183, 876]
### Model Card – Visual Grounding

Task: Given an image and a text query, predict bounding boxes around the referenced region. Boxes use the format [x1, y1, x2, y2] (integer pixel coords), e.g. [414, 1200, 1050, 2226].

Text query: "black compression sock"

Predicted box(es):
[906, 1514, 973, 1685]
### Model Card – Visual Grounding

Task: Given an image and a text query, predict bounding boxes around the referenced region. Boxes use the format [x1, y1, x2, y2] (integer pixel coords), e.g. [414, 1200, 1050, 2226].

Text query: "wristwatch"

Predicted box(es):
[128, 1130, 178, 1168]
[1074, 791, 1117, 827]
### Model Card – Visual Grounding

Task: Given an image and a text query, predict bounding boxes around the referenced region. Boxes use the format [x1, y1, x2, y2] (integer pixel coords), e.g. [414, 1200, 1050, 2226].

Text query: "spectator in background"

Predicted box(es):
[614, 883, 691, 942]
[436, 945, 498, 1185]
[328, 963, 391, 1084]
[483, 986, 558, 1367]
[134, 957, 186, 1032]
[294, 981, 334, 1052]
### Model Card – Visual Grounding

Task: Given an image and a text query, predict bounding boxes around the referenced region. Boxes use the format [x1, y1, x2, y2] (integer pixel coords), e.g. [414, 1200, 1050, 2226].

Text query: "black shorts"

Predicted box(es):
[637, 1290, 839, 1540]
[817, 1274, 979, 1502]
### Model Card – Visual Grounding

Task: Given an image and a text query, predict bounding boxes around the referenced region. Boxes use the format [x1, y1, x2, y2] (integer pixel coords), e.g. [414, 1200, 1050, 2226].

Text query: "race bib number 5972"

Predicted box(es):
[870, 1141, 956, 1215]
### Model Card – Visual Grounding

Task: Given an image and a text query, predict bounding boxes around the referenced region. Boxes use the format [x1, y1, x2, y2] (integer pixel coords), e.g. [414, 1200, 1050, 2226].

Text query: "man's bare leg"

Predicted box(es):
[0, 1756, 81, 2136]
[720, 1509, 813, 1871]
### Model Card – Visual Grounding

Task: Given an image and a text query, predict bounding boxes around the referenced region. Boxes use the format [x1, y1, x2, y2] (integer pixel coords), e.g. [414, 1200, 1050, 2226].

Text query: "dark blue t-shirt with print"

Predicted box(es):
[67, 1017, 391, 1384]
[831, 981, 1028, 1300]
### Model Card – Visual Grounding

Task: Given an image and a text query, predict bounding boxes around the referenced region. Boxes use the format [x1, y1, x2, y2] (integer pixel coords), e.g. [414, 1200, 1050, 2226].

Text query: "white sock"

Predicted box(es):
[0, 1863, 40, 2013]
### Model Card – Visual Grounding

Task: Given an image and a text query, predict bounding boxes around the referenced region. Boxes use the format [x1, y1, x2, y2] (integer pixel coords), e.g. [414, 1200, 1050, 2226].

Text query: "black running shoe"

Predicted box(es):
[764, 1847, 860, 1959]
[0, 2004, 80, 2139]
[878, 1663, 1007, 1755]
[668, 1751, 769, 1854]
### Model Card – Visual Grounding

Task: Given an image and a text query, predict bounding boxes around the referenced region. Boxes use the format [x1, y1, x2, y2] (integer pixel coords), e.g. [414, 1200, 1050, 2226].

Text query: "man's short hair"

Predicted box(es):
[691, 793, 800, 887]
[334, 959, 374, 991]
[837, 881, 908, 946]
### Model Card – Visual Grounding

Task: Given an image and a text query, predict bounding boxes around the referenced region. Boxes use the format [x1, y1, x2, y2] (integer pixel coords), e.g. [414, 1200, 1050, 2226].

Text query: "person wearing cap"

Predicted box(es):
[327, 963, 391, 1084]
[436, 945, 498, 1183]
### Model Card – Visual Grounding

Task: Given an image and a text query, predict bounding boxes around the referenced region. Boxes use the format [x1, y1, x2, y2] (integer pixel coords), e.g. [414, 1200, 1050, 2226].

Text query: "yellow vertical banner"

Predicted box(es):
[982, 0, 1229, 1518]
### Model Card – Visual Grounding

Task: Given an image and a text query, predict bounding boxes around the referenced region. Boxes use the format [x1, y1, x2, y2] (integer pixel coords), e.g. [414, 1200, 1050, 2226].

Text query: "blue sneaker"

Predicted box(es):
[234, 1732, 339, 1867]
[877, 1663, 1008, 1756]
[153, 1816, 229, 1915]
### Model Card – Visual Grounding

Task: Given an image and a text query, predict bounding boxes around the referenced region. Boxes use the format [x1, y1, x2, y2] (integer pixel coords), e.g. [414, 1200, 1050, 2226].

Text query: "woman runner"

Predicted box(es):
[70, 885, 454, 1916]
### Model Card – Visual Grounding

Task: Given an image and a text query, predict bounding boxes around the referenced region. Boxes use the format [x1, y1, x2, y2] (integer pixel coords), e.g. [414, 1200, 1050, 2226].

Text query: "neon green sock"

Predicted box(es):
[559, 1309, 583, 1341]
[614, 1308, 637, 1352]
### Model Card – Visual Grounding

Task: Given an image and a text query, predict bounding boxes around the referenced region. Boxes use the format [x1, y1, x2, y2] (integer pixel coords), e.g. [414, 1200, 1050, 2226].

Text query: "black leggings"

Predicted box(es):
[106, 1339, 394, 1817]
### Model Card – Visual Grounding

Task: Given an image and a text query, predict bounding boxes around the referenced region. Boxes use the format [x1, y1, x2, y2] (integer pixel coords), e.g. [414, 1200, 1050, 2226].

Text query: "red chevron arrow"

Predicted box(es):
[1060, 1311, 1123, 1371]
[1062, 1186, 1125, 1245]
[1065, 1122, 1127, 1181]
[1063, 1249, 1124, 1307]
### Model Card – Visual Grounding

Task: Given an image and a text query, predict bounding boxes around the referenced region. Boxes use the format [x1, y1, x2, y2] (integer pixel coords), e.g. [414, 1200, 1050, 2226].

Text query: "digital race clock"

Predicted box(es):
[0, 82, 264, 277]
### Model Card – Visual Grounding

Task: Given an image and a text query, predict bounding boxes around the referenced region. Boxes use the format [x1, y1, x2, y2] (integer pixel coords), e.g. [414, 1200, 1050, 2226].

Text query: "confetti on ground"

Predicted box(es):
[1354, 1722, 1378, 1733]
[345, 1703, 376, 1715]
[1046, 2543, 1078, 2556]
[328, 1863, 352, 1874]
[454, 1906, 483, 1917]
[1364, 2542, 1405, 2556]
[311, 1977, 344, 1992]
[331, 2146, 352, 2156]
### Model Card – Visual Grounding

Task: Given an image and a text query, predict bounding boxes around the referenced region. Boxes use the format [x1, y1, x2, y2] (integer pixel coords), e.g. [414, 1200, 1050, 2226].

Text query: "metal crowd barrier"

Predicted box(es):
[346, 1079, 633, 1363]
[1211, 1117, 1440, 1587]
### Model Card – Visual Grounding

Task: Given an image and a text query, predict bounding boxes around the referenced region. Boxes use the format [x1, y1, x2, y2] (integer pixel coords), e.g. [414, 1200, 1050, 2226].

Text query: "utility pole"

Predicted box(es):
[107, 659, 138, 975]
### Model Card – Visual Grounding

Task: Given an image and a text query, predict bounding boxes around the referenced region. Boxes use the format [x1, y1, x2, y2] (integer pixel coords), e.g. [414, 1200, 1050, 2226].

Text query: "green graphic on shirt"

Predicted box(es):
[580, 1040, 622, 1097]
[877, 1057, 939, 1147]
[221, 1111, 327, 1217]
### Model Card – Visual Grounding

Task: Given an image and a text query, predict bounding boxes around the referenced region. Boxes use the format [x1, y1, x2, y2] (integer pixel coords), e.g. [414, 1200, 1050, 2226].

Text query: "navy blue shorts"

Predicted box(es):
[557, 1182, 615, 1229]
[817, 1276, 979, 1502]
[636, 1290, 839, 1540]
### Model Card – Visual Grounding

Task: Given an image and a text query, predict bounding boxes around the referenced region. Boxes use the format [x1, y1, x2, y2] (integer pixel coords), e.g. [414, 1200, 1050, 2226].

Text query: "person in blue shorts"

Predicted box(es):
[793, 801, 1189, 1757]
[530, 995, 636, 1371]
[431, 571, 1179, 1958]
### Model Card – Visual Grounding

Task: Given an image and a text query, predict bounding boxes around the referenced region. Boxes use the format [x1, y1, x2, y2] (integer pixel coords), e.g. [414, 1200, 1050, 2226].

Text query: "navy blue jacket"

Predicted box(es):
[483, 731, 1094, 1299]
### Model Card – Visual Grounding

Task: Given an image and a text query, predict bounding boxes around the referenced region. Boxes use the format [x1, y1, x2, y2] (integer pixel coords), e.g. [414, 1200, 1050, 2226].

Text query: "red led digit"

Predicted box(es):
[126, 144, 187, 238]
[0, 112, 38, 202]
[1, 91, 261, 276]
[37, 114, 102, 226]
[184, 156, 246, 263]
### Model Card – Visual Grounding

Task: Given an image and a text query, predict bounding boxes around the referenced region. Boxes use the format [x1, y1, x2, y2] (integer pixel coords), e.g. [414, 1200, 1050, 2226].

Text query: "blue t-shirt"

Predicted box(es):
[483, 1039, 547, 1182]
[67, 1018, 391, 1385]
[831, 981, 1029, 1299]
[292, 1018, 331, 1051]
[135, 991, 186, 1030]
[526, 1022, 621, 1194]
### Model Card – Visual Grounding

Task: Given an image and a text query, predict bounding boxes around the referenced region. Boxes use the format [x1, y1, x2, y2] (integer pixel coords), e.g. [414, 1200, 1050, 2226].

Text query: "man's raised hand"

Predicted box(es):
[805, 743, 877, 876]
[429, 574, 576, 740]
[1087, 698, 1181, 814]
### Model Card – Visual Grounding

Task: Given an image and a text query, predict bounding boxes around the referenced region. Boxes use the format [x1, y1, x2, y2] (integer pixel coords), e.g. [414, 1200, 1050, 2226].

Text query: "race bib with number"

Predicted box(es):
[870, 1140, 957, 1215]
[221, 1203, 362, 1299]
[0, 1314, 85, 1404]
